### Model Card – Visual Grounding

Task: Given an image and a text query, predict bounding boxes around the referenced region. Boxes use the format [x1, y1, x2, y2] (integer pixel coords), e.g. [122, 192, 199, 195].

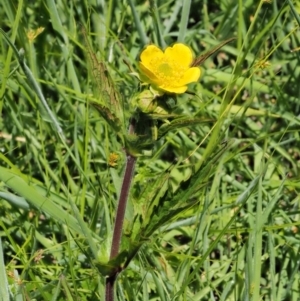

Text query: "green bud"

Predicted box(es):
[132, 90, 158, 113]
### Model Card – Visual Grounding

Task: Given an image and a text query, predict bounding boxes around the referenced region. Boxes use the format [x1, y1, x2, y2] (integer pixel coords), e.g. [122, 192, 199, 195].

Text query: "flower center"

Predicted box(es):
[157, 63, 173, 76]
[152, 57, 186, 87]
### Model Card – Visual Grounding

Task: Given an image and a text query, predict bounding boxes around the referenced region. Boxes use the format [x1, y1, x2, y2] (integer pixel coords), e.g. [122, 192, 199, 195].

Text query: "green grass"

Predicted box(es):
[1, 0, 300, 300]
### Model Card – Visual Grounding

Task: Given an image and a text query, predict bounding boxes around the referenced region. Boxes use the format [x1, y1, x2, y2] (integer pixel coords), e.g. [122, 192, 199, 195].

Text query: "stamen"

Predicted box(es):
[151, 57, 186, 88]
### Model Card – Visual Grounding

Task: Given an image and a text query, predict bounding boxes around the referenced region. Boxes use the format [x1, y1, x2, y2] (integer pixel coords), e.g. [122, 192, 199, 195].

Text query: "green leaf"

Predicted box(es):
[137, 140, 235, 238]
[90, 102, 124, 138]
[157, 116, 213, 139]
[81, 25, 124, 129]
[0, 192, 29, 210]
[0, 238, 12, 301]
[127, 169, 171, 240]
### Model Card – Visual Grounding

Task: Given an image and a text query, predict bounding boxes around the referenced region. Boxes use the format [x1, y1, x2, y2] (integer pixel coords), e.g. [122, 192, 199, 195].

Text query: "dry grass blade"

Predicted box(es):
[192, 37, 236, 67]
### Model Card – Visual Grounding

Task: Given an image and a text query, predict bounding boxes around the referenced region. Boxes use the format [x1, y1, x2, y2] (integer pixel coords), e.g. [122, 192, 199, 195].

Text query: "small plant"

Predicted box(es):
[1, 1, 300, 300]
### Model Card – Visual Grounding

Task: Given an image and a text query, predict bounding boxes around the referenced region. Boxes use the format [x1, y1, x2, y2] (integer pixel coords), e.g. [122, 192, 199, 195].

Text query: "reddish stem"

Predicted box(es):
[105, 119, 136, 301]
[109, 155, 136, 259]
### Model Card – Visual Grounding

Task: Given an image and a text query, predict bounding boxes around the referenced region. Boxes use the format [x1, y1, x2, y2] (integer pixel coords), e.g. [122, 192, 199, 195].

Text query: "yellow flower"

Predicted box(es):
[139, 43, 201, 94]
[108, 152, 119, 167]
[27, 27, 45, 42]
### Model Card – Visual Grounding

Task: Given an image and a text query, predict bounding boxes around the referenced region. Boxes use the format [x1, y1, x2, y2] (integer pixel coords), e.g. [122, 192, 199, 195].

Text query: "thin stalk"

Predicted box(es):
[105, 119, 137, 301]
[109, 155, 136, 259]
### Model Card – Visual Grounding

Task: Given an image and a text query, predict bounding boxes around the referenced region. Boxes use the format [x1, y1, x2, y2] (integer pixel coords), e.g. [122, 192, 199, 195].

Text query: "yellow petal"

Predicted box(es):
[159, 85, 188, 94]
[139, 62, 160, 84]
[177, 67, 201, 86]
[140, 45, 164, 70]
[164, 43, 193, 68]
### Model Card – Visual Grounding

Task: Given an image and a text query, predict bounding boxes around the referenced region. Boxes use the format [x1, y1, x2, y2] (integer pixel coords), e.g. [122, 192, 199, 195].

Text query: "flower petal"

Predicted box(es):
[164, 44, 193, 68]
[158, 84, 188, 94]
[139, 62, 161, 85]
[177, 67, 201, 86]
[140, 45, 164, 70]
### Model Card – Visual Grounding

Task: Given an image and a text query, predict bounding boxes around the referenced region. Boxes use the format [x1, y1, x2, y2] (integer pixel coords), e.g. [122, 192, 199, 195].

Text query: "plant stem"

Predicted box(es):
[105, 277, 115, 301]
[105, 118, 137, 301]
[109, 154, 136, 259]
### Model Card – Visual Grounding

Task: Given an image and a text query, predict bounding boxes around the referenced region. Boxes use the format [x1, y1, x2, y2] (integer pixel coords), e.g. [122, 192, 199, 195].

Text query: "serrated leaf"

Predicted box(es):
[91, 102, 123, 134]
[143, 198, 198, 238]
[157, 116, 213, 139]
[126, 169, 171, 240]
[171, 140, 236, 204]
[136, 141, 235, 238]
[81, 25, 124, 131]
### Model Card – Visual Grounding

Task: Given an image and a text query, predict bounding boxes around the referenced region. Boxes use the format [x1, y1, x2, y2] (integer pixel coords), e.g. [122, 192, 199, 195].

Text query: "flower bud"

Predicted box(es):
[132, 90, 158, 113]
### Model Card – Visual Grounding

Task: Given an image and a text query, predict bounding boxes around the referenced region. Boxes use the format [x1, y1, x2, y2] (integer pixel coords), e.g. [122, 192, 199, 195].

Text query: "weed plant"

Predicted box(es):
[0, 0, 300, 300]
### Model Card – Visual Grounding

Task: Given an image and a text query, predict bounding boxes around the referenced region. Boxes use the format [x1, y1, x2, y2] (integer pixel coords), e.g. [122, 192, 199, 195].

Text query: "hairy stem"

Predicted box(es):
[109, 155, 136, 259]
[105, 119, 137, 301]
